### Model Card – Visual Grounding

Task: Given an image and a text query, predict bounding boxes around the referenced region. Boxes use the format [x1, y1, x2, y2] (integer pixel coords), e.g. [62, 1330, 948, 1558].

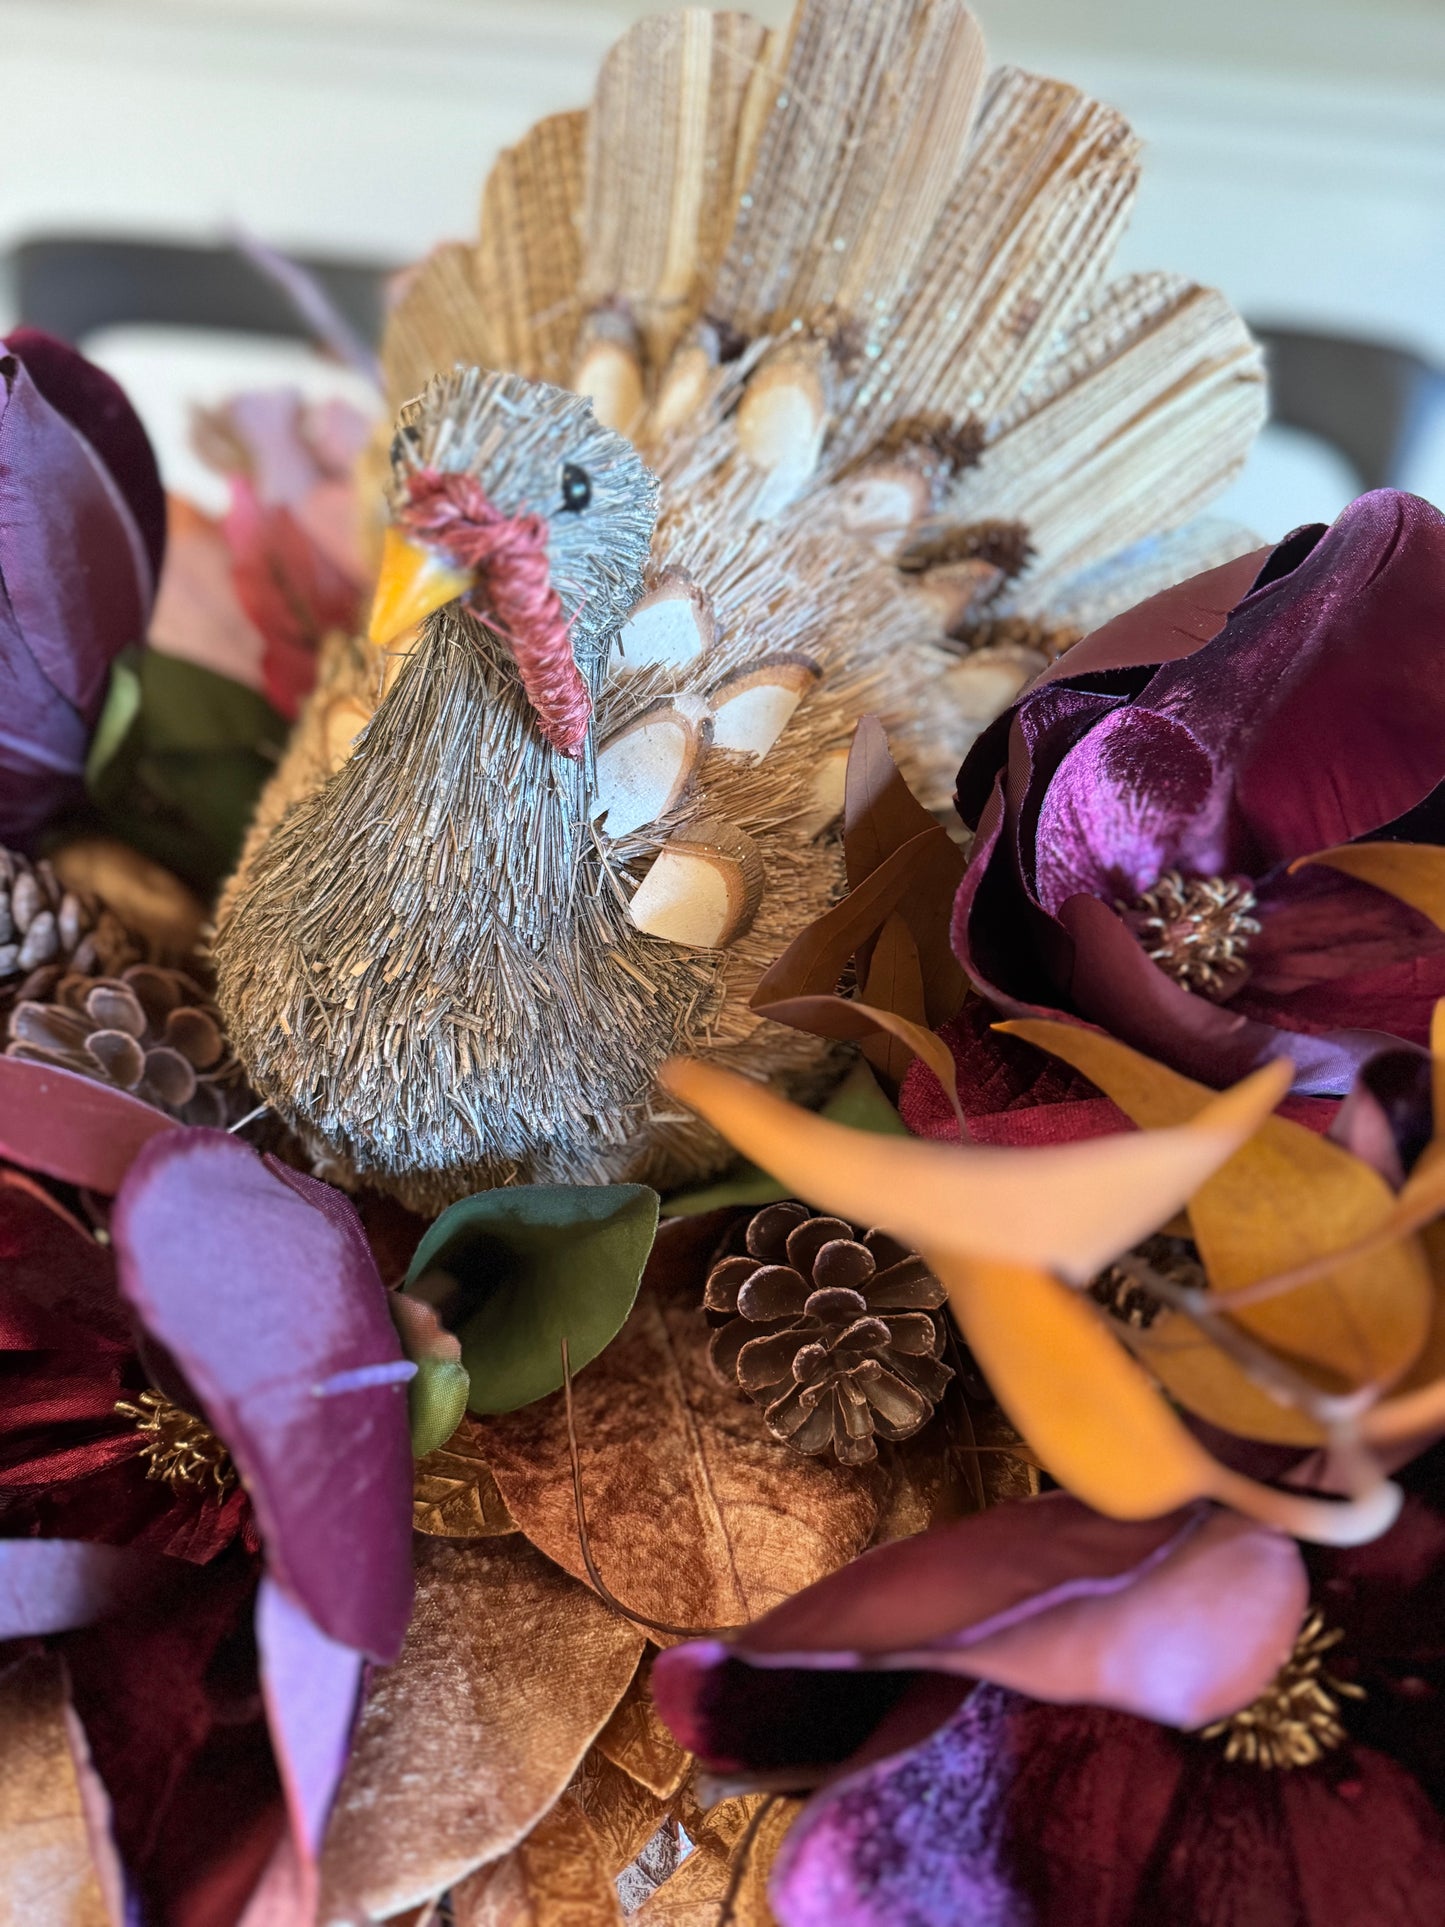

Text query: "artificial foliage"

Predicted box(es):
[5, 0, 1445, 1923]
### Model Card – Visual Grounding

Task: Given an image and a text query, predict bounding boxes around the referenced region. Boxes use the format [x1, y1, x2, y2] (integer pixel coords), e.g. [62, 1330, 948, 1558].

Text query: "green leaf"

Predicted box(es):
[406, 1184, 660, 1415]
[660, 1061, 909, 1217]
[87, 648, 289, 893]
[408, 1357, 472, 1458]
[85, 659, 143, 787]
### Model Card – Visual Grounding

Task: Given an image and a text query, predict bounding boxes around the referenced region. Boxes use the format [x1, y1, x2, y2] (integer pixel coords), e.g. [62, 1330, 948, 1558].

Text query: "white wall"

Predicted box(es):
[5, 0, 1443, 532]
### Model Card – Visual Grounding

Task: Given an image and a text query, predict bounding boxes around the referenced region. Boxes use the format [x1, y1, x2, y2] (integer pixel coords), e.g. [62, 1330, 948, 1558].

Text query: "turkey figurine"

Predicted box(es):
[215, 0, 1266, 1210]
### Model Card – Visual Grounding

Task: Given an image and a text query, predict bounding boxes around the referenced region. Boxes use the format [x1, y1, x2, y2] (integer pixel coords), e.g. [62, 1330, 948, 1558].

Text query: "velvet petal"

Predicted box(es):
[1033, 708, 1222, 911]
[110, 1131, 414, 1661]
[770, 1685, 1445, 1927]
[1142, 492, 1445, 869]
[652, 1499, 1307, 1770]
[1059, 893, 1393, 1094]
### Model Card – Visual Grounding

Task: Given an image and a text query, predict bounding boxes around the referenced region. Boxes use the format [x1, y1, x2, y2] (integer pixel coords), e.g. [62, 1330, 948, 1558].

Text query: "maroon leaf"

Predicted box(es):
[110, 1130, 414, 1661]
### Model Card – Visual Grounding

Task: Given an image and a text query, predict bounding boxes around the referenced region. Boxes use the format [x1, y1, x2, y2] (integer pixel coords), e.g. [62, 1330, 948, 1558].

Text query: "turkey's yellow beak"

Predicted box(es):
[368, 527, 474, 648]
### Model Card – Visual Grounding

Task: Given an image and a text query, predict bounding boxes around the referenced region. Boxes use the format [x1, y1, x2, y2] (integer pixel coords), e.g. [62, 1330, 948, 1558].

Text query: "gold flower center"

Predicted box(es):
[114, 1389, 236, 1499]
[1122, 870, 1261, 997]
[1202, 1609, 1364, 1770]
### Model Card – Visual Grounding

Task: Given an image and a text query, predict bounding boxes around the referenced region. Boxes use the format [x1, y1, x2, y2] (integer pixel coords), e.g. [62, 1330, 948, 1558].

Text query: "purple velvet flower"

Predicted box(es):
[0, 330, 165, 848]
[954, 492, 1445, 1095]
[0, 1130, 414, 1924]
[653, 1468, 1445, 1926]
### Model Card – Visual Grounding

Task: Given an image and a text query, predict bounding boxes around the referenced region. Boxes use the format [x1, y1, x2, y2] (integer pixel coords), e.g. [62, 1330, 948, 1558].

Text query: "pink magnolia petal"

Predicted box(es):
[0, 1538, 170, 1639]
[938, 1508, 1306, 1728]
[257, 1579, 364, 1874]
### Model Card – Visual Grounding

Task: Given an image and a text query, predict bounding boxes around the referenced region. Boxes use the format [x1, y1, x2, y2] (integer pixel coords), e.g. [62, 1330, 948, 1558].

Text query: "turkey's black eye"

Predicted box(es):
[560, 463, 591, 512]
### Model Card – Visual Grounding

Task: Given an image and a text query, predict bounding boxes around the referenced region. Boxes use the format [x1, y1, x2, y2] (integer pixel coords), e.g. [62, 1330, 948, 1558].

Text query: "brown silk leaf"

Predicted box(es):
[413, 1416, 520, 1537]
[1000, 1020, 1433, 1388]
[1034, 546, 1270, 686]
[0, 1656, 112, 1927]
[842, 717, 949, 997]
[860, 913, 927, 1087]
[473, 1276, 883, 1633]
[753, 992, 964, 1128]
[1131, 1312, 1328, 1447]
[843, 716, 939, 893]
[594, 1660, 691, 1803]
[752, 825, 966, 1032]
[318, 1537, 644, 1921]
[572, 1748, 671, 1878]
[633, 1795, 799, 1926]
[449, 1794, 623, 1927]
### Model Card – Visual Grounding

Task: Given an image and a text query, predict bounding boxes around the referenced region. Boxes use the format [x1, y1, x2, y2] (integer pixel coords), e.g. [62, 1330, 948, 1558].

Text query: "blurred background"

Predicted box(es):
[2, 0, 1443, 539]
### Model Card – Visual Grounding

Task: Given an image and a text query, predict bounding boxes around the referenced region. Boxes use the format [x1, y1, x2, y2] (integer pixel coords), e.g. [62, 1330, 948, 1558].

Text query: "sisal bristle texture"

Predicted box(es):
[944, 274, 1266, 590]
[581, 9, 772, 371]
[833, 69, 1140, 467]
[707, 0, 986, 346]
[474, 110, 588, 386]
[382, 243, 495, 418]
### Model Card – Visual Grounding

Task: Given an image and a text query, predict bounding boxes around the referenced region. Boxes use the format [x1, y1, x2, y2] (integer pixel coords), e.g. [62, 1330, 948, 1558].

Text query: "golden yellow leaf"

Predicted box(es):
[473, 1273, 882, 1633]
[413, 1416, 519, 1537]
[1000, 1020, 1432, 1388]
[319, 1537, 644, 1922]
[659, 1055, 1292, 1285]
[0, 1656, 112, 1927]
[450, 1794, 623, 1926]
[1131, 1312, 1327, 1447]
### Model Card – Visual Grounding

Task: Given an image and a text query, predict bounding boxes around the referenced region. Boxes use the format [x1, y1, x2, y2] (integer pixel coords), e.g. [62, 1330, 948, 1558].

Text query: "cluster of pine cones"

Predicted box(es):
[1, 847, 248, 1127]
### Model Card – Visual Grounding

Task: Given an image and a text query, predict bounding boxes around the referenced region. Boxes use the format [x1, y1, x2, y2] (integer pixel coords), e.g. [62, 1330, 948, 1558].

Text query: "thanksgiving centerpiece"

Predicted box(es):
[5, 1, 1445, 1923]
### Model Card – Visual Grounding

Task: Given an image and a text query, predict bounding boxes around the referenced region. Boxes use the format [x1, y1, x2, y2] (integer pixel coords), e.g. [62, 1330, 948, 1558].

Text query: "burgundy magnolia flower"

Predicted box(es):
[653, 1470, 1445, 1926]
[0, 330, 166, 847]
[0, 1126, 414, 1925]
[954, 491, 1445, 1095]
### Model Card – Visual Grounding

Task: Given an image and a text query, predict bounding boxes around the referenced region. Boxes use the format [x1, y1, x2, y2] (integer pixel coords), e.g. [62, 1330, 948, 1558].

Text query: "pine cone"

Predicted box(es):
[0, 846, 140, 1013]
[705, 1201, 954, 1466]
[7, 963, 247, 1127]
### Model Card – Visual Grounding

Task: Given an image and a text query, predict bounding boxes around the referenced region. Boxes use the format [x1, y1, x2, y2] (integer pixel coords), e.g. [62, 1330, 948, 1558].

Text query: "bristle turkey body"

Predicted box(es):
[216, 0, 1266, 1208]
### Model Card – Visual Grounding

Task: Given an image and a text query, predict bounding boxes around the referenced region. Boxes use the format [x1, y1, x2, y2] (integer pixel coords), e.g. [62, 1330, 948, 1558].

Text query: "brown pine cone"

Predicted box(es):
[0, 846, 140, 1012]
[705, 1201, 954, 1466]
[7, 963, 248, 1127]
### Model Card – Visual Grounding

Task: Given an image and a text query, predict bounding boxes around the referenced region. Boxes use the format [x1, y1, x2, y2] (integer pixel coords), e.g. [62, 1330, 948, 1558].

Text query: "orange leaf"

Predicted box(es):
[928, 1251, 1399, 1544]
[999, 1021, 1432, 1389]
[659, 1055, 1292, 1284]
